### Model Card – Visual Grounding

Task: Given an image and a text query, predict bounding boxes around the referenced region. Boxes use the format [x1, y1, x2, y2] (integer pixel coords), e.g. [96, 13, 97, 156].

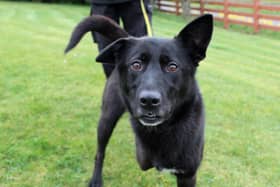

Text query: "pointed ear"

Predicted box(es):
[175, 14, 213, 64]
[96, 38, 130, 64]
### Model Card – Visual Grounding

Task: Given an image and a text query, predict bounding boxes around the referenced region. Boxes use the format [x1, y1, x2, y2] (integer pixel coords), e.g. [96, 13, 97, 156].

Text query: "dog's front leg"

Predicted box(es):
[176, 174, 196, 187]
[89, 78, 125, 187]
[89, 102, 125, 187]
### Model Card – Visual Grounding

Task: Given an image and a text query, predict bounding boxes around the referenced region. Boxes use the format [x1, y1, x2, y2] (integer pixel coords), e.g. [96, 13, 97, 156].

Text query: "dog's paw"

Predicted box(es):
[88, 178, 103, 187]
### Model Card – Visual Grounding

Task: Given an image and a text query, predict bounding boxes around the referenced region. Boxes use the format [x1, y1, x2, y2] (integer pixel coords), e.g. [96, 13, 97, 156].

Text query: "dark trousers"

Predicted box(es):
[90, 0, 152, 77]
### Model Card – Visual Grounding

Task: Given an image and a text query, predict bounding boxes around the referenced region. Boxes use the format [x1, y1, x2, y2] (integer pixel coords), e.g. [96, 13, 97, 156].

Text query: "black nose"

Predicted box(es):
[139, 90, 161, 107]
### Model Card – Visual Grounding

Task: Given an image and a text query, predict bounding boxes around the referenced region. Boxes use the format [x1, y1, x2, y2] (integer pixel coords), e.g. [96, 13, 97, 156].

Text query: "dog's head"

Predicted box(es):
[65, 15, 213, 127]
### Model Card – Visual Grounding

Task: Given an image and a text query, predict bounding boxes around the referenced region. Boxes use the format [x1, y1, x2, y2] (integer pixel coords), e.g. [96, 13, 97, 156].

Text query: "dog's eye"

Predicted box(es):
[166, 63, 178, 73]
[130, 61, 143, 72]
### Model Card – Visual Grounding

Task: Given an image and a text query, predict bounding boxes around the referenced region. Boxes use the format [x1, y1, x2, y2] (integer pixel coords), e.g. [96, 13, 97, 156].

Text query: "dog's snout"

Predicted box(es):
[139, 90, 161, 107]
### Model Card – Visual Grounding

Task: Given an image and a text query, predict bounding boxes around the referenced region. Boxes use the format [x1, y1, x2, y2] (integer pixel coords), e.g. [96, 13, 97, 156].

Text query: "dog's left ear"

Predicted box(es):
[175, 14, 213, 64]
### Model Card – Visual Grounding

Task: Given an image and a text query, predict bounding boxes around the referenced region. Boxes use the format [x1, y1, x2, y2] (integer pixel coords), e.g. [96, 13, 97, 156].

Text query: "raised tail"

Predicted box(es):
[64, 15, 129, 54]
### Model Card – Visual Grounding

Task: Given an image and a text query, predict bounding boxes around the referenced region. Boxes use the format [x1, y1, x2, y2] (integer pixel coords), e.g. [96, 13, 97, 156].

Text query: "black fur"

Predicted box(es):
[64, 15, 128, 54]
[65, 15, 213, 187]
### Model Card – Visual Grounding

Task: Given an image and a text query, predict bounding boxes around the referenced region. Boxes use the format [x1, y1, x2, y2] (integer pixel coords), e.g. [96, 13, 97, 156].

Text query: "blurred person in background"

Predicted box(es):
[90, 0, 153, 78]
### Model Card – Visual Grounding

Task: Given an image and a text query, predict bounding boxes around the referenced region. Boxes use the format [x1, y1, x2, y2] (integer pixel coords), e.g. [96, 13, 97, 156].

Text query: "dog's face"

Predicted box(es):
[96, 15, 213, 126]
[116, 38, 196, 126]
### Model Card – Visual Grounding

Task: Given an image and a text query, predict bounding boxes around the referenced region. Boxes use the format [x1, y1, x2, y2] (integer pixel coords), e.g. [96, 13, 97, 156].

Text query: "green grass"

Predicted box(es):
[0, 1, 279, 187]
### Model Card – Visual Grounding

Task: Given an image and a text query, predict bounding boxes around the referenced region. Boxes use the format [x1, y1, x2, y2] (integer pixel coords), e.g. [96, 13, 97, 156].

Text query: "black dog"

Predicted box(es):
[65, 14, 213, 187]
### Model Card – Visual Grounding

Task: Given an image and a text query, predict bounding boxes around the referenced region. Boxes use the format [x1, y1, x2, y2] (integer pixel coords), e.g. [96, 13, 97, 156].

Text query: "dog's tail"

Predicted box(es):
[64, 15, 129, 54]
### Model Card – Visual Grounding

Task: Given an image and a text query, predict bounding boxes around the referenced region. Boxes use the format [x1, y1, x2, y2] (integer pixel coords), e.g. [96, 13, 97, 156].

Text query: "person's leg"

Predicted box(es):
[90, 4, 119, 78]
[118, 0, 152, 37]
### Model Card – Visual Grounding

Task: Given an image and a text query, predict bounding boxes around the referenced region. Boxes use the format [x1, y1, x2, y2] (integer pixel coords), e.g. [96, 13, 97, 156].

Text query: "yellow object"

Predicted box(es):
[140, 0, 153, 36]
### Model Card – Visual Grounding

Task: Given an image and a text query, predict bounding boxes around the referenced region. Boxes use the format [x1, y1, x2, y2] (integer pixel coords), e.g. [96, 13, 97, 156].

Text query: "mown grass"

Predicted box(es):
[0, 1, 279, 187]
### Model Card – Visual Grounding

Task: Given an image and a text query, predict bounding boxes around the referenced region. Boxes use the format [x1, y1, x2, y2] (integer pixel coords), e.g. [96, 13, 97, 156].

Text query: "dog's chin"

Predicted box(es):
[134, 107, 172, 127]
[138, 117, 165, 127]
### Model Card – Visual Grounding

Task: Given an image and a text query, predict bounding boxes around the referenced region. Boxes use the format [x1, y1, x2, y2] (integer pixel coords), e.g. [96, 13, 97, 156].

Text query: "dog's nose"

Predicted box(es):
[139, 90, 161, 107]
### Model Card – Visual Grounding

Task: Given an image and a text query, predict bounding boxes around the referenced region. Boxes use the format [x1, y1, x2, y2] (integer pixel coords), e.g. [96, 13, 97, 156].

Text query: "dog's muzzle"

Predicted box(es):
[136, 90, 166, 126]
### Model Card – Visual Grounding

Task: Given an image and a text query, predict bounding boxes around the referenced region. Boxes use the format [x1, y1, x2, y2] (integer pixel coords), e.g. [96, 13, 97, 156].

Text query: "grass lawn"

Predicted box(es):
[0, 1, 279, 187]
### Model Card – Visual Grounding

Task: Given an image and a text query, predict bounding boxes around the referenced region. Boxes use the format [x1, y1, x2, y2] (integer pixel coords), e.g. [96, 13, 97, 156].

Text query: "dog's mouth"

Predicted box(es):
[138, 114, 165, 127]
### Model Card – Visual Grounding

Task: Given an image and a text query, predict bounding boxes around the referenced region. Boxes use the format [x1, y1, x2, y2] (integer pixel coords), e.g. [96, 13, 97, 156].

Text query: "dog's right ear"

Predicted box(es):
[64, 15, 128, 54]
[175, 14, 213, 65]
[96, 38, 131, 64]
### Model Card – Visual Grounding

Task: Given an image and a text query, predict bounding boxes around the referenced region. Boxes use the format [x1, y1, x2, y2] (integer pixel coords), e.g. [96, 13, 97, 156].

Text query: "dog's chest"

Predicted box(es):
[148, 137, 188, 174]
[133, 119, 201, 175]
[152, 153, 187, 174]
